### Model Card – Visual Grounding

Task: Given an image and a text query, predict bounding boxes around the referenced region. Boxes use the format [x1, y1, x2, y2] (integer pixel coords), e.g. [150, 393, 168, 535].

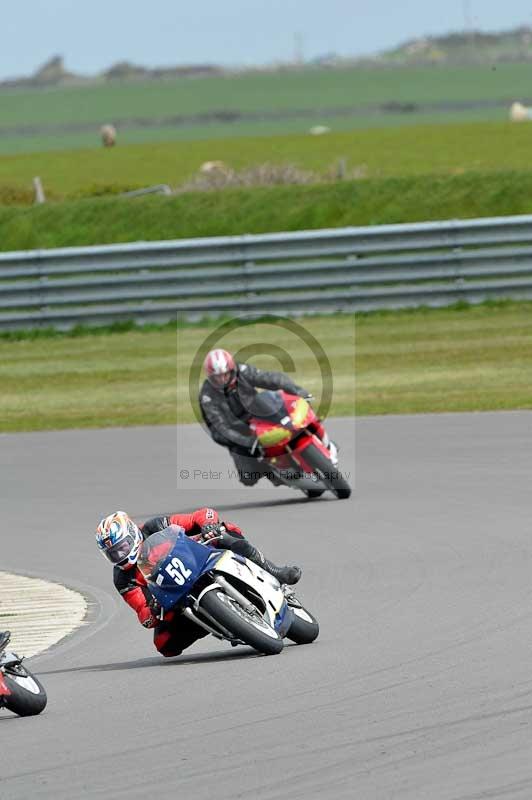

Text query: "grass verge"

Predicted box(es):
[1, 302, 532, 433]
[3, 169, 532, 250]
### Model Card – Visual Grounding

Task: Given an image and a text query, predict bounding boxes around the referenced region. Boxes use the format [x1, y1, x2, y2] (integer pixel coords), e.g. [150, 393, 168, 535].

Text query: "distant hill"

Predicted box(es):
[377, 26, 532, 65]
[0, 55, 81, 89]
[3, 26, 532, 91]
[102, 61, 223, 81]
[0, 55, 223, 90]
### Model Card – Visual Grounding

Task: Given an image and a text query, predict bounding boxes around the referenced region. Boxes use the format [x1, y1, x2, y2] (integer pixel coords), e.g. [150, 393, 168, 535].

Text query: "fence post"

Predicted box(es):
[33, 177, 46, 205]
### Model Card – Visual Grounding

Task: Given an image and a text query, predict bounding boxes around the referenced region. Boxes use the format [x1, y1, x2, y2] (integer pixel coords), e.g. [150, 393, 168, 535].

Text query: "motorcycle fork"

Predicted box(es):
[182, 607, 229, 640]
[186, 579, 243, 643]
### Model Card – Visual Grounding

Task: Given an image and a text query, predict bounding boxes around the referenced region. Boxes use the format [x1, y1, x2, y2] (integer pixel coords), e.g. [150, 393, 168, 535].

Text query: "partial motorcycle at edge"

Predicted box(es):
[0, 631, 47, 717]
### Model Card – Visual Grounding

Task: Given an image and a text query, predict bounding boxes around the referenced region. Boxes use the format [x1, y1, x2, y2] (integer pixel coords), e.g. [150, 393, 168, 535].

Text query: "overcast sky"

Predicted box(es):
[3, 0, 532, 79]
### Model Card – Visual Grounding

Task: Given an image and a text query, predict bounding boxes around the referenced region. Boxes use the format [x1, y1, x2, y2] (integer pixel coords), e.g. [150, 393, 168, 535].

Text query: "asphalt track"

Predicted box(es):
[2, 412, 532, 800]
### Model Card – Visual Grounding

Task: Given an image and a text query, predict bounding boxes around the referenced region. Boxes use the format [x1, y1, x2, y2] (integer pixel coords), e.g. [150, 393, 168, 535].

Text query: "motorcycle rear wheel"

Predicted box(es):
[287, 606, 320, 645]
[303, 443, 351, 499]
[2, 668, 47, 716]
[304, 488, 325, 499]
[199, 589, 283, 656]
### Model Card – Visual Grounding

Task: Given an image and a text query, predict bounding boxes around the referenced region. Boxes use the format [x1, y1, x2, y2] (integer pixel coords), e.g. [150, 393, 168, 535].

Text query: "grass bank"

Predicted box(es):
[3, 170, 532, 250]
[2, 303, 532, 433]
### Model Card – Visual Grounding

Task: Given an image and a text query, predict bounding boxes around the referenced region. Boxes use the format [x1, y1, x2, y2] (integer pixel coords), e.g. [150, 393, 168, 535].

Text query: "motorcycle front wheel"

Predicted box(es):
[302, 443, 351, 499]
[2, 667, 47, 716]
[286, 605, 320, 645]
[199, 589, 283, 656]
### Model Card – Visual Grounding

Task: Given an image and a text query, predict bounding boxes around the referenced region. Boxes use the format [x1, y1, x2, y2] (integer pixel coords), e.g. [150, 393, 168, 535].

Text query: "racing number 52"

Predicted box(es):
[165, 557, 192, 586]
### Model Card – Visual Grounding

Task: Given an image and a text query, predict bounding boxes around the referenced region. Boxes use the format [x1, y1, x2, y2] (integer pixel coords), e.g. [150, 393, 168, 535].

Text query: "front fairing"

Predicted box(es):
[212, 550, 293, 637]
[137, 526, 222, 610]
[249, 392, 316, 451]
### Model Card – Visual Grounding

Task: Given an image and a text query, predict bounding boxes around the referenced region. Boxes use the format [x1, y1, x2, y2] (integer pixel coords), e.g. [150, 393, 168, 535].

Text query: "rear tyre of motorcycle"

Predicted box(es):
[303, 443, 351, 499]
[2, 670, 47, 716]
[199, 588, 283, 656]
[287, 606, 320, 644]
[304, 488, 325, 499]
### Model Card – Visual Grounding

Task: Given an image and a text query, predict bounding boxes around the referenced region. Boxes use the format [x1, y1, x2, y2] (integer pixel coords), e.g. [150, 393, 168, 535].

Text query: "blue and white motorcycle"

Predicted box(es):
[137, 526, 319, 656]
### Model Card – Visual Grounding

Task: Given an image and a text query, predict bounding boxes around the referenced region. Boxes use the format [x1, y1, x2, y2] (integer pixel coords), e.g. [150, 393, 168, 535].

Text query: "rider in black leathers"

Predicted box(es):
[199, 351, 309, 485]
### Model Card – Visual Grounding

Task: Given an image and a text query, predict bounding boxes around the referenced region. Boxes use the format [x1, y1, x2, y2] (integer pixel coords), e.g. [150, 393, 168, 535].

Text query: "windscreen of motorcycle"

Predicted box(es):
[137, 526, 221, 610]
[249, 390, 285, 420]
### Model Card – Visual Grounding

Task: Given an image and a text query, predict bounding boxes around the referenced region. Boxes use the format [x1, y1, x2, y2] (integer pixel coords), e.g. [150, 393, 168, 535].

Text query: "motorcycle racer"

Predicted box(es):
[96, 508, 301, 657]
[200, 349, 329, 485]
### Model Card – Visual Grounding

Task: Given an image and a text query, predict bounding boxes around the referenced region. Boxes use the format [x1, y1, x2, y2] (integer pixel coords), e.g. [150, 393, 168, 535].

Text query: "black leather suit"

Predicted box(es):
[199, 363, 307, 485]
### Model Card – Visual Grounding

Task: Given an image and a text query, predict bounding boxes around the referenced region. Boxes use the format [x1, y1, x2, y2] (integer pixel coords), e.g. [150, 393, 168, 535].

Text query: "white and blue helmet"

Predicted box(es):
[96, 511, 142, 569]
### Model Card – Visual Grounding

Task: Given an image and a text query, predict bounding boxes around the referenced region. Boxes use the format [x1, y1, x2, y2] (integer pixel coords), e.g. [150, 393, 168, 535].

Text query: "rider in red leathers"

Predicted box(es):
[96, 508, 301, 657]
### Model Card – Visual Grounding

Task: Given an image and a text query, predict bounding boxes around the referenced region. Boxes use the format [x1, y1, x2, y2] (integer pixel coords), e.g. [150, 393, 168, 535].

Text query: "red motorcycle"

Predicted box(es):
[248, 390, 351, 499]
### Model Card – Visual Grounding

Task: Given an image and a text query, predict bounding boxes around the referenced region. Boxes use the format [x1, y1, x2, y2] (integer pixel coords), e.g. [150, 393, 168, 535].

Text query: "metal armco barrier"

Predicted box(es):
[3, 214, 532, 330]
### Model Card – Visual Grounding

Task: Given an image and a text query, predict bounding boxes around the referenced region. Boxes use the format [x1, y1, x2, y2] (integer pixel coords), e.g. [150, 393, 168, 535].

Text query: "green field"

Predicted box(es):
[2, 120, 532, 206]
[0, 108, 506, 158]
[2, 304, 532, 433]
[1, 62, 531, 155]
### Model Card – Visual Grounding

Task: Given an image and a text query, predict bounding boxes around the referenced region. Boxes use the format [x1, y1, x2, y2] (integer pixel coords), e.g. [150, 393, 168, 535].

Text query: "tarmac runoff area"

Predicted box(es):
[0, 571, 87, 657]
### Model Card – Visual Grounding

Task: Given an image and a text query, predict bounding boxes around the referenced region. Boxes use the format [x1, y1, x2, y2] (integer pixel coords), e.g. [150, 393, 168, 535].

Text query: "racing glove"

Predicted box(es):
[138, 606, 158, 629]
[290, 384, 311, 399]
[148, 596, 162, 617]
[197, 522, 226, 545]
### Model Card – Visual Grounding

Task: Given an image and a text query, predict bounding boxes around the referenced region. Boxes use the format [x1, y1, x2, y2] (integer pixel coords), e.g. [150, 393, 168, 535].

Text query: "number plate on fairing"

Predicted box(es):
[138, 526, 222, 610]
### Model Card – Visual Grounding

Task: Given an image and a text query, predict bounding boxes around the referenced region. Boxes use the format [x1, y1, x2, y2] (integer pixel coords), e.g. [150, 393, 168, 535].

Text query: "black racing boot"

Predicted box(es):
[261, 558, 301, 586]
[231, 541, 301, 585]
[238, 470, 261, 486]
